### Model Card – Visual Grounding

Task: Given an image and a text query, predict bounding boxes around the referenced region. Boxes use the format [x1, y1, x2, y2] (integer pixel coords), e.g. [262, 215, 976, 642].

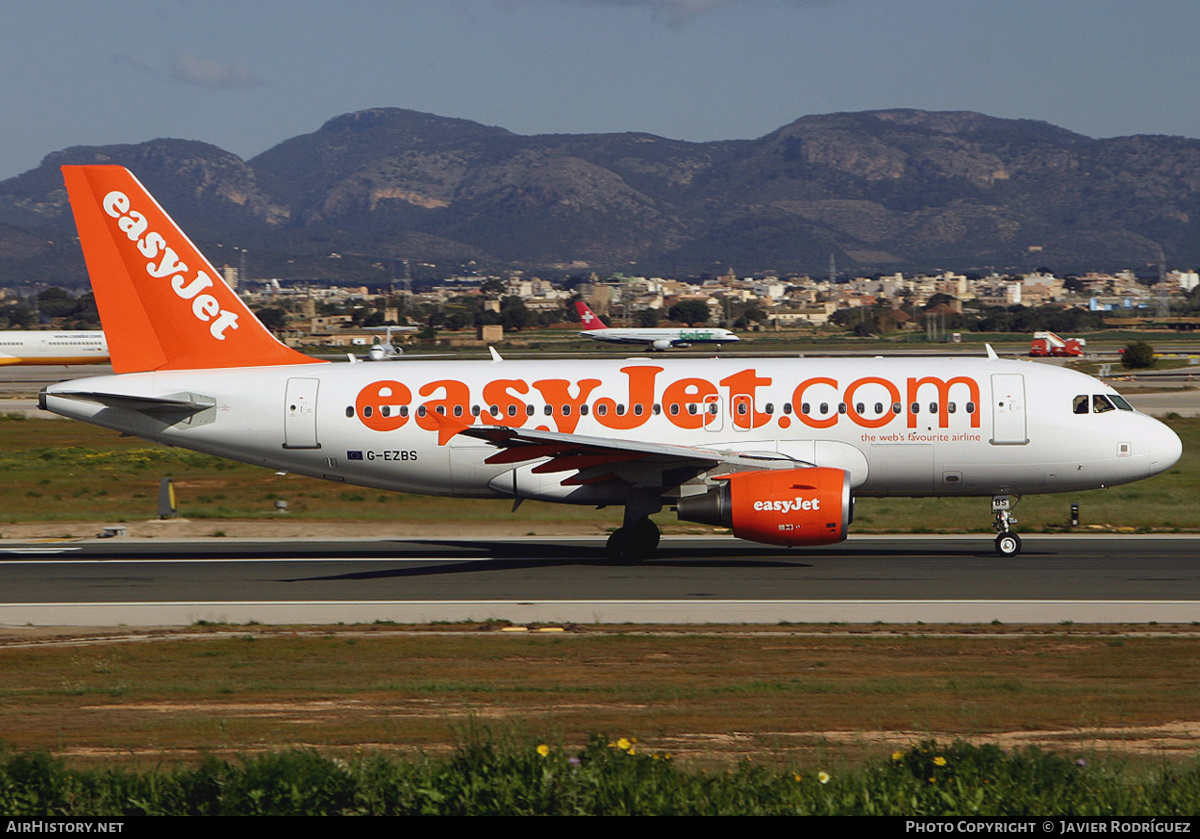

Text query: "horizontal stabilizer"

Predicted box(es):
[41, 389, 216, 414]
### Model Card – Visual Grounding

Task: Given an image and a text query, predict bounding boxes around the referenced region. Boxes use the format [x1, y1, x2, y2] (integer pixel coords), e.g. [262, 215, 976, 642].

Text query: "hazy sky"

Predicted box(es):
[2, 0, 1198, 180]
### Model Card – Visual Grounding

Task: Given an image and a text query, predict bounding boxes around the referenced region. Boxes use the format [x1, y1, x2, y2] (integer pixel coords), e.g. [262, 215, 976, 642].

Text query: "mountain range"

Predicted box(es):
[3, 107, 1200, 286]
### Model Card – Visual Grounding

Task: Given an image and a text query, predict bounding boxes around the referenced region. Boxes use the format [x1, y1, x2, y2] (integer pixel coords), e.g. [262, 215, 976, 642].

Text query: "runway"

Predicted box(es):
[1, 534, 1197, 626]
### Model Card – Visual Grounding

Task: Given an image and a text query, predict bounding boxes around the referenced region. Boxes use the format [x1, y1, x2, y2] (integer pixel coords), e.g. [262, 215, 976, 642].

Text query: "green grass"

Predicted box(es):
[2, 736, 1199, 815]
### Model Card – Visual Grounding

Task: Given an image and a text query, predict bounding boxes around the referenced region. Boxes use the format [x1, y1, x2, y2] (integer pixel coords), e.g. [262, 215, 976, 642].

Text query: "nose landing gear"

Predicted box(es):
[992, 495, 1022, 557]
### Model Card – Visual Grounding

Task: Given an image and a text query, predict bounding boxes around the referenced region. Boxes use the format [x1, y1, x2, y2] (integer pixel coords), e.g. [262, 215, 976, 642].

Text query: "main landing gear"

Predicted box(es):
[992, 495, 1022, 557]
[606, 492, 663, 562]
[606, 517, 661, 563]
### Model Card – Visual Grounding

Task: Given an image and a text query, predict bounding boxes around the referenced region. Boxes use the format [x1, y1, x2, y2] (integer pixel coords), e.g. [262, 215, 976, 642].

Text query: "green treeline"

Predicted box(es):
[3, 737, 1200, 816]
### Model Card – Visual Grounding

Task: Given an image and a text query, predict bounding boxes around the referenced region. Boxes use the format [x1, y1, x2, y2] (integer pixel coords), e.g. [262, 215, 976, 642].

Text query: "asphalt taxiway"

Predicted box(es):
[1, 534, 1197, 626]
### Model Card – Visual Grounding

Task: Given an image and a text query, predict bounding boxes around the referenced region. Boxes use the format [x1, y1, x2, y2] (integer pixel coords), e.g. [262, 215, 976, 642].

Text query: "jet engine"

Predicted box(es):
[676, 466, 852, 547]
[651, 339, 675, 351]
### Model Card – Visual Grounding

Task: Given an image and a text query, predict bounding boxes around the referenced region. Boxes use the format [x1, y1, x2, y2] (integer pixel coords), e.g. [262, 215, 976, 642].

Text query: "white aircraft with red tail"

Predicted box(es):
[41, 166, 1182, 559]
[575, 301, 738, 351]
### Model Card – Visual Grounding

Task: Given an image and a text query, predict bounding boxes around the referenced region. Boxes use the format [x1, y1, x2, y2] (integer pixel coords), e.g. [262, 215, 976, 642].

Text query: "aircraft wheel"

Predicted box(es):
[631, 517, 661, 552]
[606, 519, 660, 563]
[605, 528, 642, 563]
[994, 531, 1022, 558]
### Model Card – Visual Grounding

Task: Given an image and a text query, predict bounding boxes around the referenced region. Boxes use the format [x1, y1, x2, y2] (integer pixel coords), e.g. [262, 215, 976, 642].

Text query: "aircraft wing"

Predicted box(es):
[445, 419, 800, 491]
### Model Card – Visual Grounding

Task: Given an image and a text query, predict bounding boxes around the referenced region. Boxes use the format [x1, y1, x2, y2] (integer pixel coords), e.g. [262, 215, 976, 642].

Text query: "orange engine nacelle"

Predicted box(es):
[676, 467, 852, 547]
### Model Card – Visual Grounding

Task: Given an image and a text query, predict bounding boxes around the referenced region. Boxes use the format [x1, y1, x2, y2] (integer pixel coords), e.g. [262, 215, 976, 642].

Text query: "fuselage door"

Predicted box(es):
[284, 377, 321, 449]
[990, 373, 1027, 445]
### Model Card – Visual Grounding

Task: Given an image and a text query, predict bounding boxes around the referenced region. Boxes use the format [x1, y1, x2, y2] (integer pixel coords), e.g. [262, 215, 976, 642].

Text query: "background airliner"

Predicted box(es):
[0, 331, 108, 365]
[575, 301, 739, 351]
[40, 166, 1182, 560]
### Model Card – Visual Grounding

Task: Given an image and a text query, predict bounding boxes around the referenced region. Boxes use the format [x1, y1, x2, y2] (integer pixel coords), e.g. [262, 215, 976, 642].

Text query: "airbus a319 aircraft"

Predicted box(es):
[575, 301, 739, 351]
[41, 166, 1182, 560]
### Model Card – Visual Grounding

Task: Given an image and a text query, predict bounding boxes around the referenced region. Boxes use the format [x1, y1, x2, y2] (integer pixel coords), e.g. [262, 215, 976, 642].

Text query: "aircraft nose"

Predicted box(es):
[1147, 418, 1183, 477]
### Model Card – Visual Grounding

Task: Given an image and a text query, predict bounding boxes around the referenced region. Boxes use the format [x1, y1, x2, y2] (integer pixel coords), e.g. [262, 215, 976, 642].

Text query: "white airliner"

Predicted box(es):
[0, 331, 108, 365]
[575, 301, 739, 351]
[40, 166, 1182, 560]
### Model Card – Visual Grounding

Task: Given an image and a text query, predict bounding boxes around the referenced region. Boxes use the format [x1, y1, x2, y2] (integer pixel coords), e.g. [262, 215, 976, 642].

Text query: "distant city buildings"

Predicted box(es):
[13, 261, 1200, 342]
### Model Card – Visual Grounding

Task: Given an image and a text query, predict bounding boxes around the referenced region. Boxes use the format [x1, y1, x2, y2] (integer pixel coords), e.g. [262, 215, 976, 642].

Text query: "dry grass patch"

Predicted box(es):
[2, 626, 1199, 768]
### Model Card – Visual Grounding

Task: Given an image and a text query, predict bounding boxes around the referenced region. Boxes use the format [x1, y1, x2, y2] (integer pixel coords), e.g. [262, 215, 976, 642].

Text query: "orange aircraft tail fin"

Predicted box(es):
[62, 165, 322, 374]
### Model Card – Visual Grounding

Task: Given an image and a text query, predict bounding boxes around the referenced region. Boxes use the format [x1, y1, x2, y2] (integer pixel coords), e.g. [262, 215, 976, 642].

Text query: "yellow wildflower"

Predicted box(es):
[892, 750, 904, 761]
[818, 771, 830, 784]
[617, 737, 632, 751]
[537, 744, 550, 757]
[933, 756, 947, 766]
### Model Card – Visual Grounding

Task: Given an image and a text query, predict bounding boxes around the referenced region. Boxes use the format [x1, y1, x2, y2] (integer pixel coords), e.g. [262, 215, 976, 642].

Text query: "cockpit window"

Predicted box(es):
[1110, 394, 1134, 411]
[1073, 395, 1089, 415]
[1092, 394, 1116, 414]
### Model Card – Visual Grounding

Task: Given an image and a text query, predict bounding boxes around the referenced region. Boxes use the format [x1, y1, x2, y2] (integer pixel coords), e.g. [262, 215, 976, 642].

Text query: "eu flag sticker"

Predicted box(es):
[347, 450, 364, 461]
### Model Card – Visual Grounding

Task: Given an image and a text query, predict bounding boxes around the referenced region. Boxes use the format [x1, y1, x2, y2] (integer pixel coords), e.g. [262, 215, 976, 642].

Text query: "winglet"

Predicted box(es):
[430, 411, 473, 446]
[62, 165, 322, 374]
[985, 344, 999, 360]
